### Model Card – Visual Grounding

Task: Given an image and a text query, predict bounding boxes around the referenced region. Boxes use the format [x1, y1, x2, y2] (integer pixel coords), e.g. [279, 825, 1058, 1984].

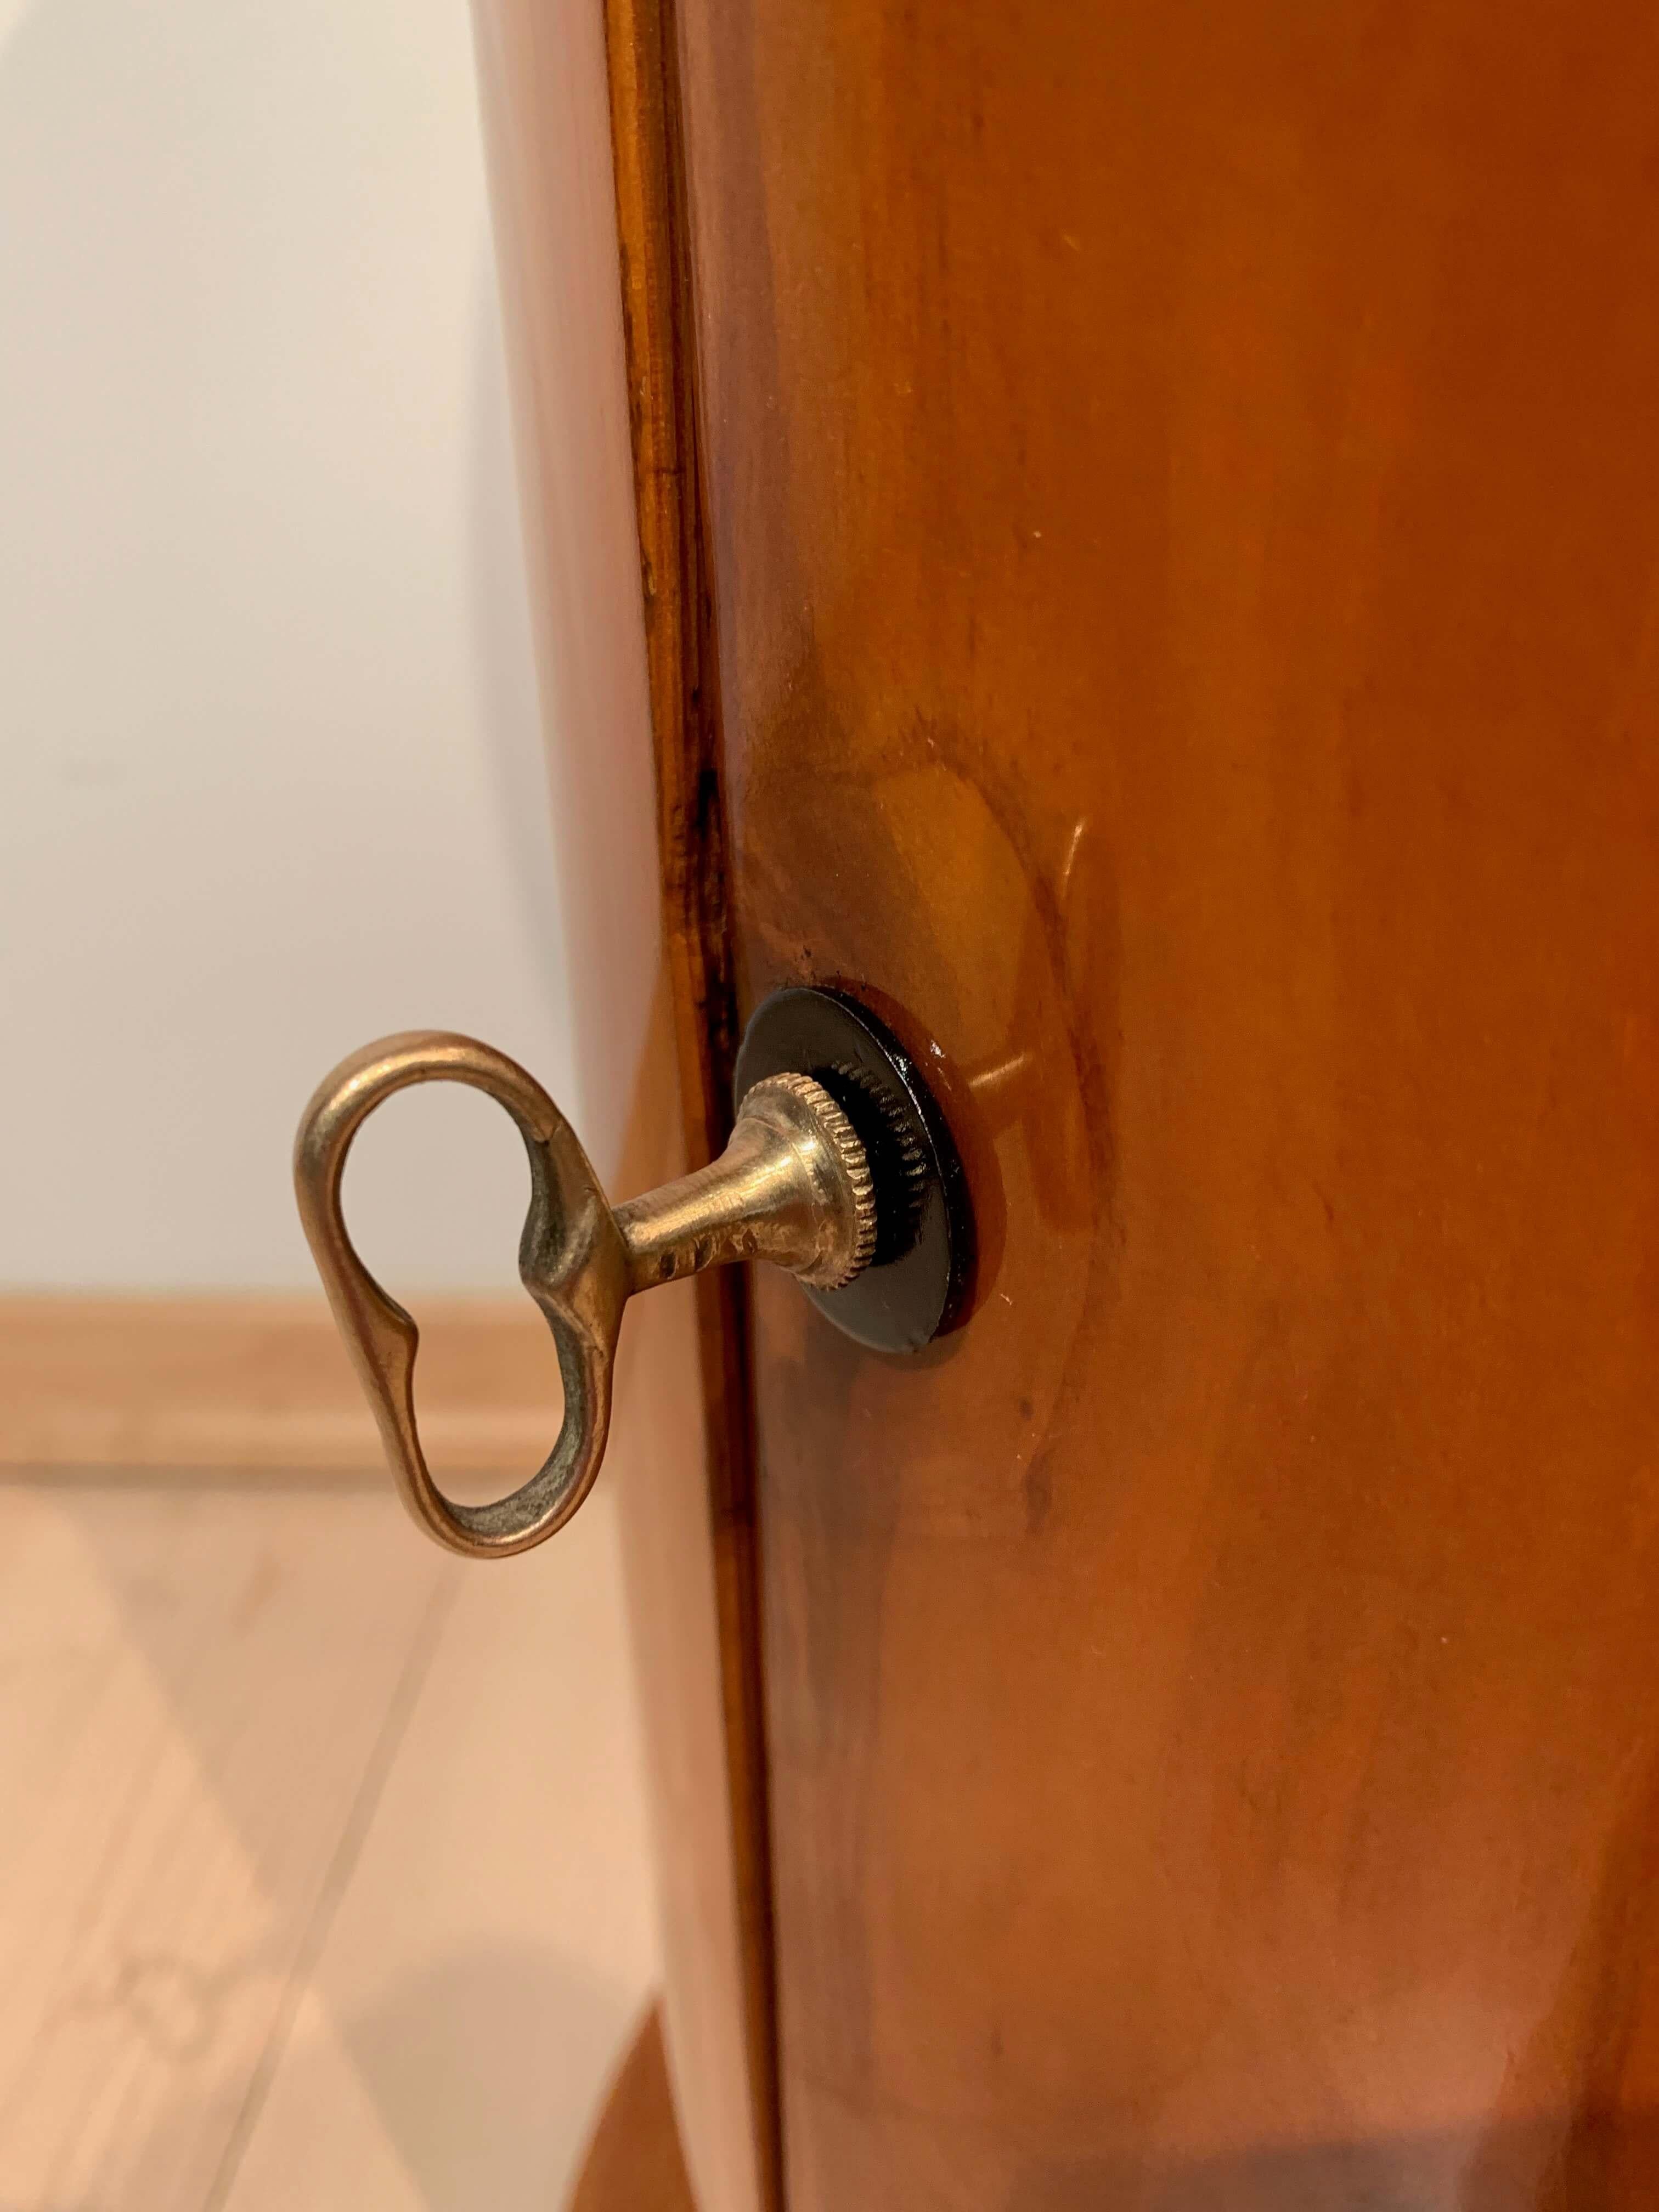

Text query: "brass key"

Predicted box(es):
[294, 1029, 875, 1559]
[294, 989, 969, 1561]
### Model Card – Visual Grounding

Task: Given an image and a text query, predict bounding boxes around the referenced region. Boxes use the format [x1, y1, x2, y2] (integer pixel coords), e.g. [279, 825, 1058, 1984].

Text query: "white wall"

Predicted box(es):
[0, 0, 583, 1291]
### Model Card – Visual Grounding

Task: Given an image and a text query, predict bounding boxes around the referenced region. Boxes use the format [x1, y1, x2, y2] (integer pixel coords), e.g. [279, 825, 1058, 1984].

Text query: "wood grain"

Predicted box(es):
[469, 2, 771, 2204]
[672, 0, 1659, 2203]
[0, 1295, 560, 1475]
[597, 2, 781, 2202]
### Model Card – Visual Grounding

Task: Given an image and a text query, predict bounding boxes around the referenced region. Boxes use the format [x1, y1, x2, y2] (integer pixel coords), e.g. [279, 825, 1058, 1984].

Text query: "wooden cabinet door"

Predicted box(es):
[490, 1, 1659, 2206]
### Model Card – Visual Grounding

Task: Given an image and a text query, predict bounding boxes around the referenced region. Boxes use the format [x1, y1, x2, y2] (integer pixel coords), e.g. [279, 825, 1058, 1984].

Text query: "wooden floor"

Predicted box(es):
[0, 1469, 659, 2211]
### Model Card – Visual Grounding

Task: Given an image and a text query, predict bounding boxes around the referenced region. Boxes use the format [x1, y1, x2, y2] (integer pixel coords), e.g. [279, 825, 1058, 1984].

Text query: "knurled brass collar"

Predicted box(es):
[742, 1071, 877, 1288]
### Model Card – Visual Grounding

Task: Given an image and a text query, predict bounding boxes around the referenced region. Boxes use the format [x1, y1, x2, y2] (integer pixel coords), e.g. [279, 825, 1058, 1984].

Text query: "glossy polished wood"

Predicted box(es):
[601, 0, 784, 2197]
[673, 0, 1659, 2203]
[568, 2007, 698, 2212]
[601, 0, 780, 2197]
[469, 2, 768, 2204]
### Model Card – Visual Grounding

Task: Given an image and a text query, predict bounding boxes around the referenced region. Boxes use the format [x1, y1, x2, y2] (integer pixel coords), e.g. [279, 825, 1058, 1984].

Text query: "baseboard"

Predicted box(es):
[0, 1294, 562, 1475]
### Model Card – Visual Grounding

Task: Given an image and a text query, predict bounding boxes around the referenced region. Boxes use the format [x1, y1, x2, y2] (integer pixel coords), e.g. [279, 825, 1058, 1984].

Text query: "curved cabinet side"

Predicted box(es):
[468, 5, 768, 2209]
[675, 1, 1659, 2206]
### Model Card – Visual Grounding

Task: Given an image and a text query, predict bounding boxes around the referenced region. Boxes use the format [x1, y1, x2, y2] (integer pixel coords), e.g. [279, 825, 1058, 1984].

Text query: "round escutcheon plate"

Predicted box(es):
[733, 986, 973, 1353]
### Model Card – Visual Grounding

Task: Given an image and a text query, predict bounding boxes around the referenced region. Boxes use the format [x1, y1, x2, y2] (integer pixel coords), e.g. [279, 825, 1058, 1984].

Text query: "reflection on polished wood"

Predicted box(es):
[469, 0, 770, 2202]
[567, 2007, 698, 2212]
[673, 0, 1659, 2205]
[598, 0, 781, 2198]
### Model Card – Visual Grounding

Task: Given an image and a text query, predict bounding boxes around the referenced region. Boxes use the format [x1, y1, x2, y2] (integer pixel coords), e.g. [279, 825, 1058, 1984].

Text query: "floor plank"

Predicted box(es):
[222, 1490, 659, 2212]
[0, 1478, 658, 2211]
[0, 1485, 449, 2210]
